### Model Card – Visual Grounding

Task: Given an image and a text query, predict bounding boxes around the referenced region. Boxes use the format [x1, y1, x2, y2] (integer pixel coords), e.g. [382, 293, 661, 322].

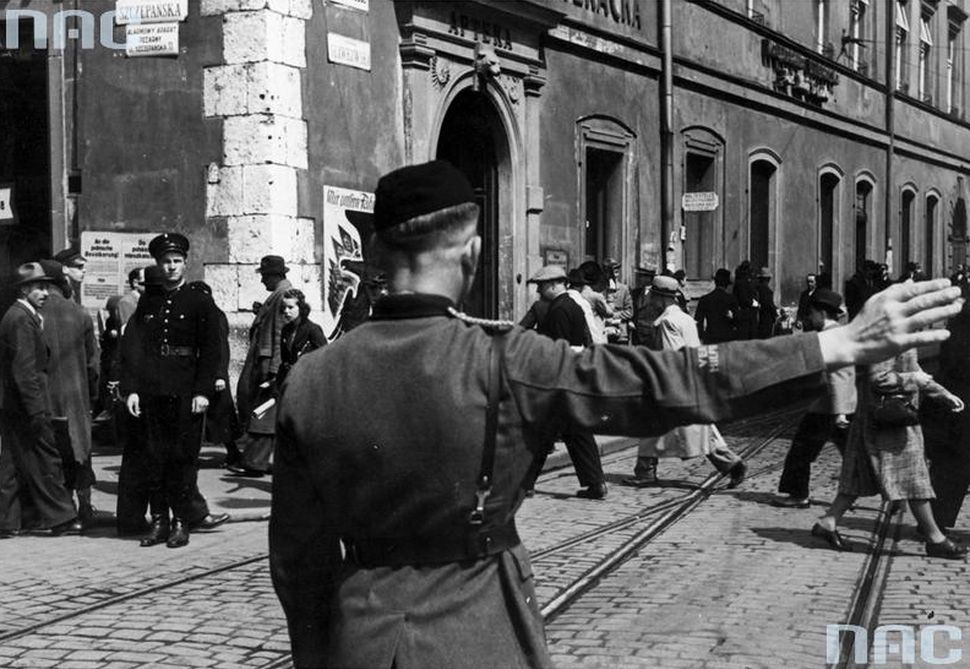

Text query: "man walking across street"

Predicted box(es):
[37, 259, 103, 528]
[232, 255, 293, 477]
[623, 275, 747, 488]
[694, 268, 738, 344]
[0, 263, 80, 537]
[773, 289, 856, 508]
[269, 159, 964, 669]
[121, 233, 222, 548]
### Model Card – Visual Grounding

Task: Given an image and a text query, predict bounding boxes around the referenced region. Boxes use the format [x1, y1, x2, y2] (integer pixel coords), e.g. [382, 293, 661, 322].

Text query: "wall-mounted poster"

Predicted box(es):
[80, 231, 155, 309]
[321, 186, 378, 340]
[0, 183, 17, 225]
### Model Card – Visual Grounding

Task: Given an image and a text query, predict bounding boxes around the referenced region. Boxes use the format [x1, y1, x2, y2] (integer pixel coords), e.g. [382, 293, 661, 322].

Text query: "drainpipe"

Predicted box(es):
[885, 0, 896, 274]
[660, 0, 674, 272]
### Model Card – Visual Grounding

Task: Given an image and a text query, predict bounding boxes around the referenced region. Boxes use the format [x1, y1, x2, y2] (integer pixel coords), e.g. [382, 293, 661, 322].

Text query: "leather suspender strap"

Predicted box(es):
[468, 332, 506, 526]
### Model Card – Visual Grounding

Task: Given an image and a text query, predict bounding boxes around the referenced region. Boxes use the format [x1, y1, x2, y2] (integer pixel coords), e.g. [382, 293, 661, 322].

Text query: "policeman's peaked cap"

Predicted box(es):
[373, 160, 476, 232]
[52, 246, 86, 266]
[148, 233, 190, 259]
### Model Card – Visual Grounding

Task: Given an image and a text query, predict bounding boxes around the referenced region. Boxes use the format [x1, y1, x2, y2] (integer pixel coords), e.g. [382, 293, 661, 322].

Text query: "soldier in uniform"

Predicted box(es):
[269, 160, 962, 669]
[121, 233, 222, 548]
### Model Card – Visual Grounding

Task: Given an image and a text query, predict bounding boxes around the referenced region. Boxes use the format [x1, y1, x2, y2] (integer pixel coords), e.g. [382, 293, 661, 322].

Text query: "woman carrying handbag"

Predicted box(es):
[812, 345, 967, 558]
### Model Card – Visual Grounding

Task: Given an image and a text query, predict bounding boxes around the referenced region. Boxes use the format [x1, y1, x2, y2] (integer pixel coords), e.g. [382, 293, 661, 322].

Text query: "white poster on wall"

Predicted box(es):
[80, 231, 155, 309]
[321, 186, 375, 340]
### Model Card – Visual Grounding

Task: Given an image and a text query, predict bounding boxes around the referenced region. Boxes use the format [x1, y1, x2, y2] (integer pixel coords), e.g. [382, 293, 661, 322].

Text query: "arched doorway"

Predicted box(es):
[436, 89, 507, 319]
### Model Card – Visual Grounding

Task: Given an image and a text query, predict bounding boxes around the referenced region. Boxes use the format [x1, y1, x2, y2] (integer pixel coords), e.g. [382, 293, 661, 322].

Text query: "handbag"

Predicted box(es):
[870, 393, 920, 428]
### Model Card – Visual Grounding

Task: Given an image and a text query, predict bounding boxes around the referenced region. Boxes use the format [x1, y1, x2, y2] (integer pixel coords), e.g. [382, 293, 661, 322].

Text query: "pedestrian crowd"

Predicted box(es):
[0, 235, 324, 549]
[2, 160, 970, 668]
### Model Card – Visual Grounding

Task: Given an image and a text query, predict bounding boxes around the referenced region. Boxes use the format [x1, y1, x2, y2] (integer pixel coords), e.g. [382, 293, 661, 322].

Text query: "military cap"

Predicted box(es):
[15, 262, 55, 286]
[52, 246, 86, 266]
[526, 265, 567, 283]
[602, 257, 621, 270]
[148, 232, 190, 259]
[810, 288, 844, 315]
[651, 275, 680, 297]
[373, 160, 475, 232]
[256, 255, 289, 275]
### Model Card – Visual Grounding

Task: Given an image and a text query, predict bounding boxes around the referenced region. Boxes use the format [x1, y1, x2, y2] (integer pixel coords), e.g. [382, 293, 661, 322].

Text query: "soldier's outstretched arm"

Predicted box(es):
[817, 279, 962, 368]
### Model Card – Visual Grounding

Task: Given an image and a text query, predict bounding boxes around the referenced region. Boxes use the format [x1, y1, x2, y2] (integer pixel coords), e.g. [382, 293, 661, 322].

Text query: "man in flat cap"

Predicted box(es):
[0, 263, 80, 537]
[231, 254, 293, 477]
[52, 245, 87, 304]
[269, 159, 961, 669]
[120, 233, 223, 548]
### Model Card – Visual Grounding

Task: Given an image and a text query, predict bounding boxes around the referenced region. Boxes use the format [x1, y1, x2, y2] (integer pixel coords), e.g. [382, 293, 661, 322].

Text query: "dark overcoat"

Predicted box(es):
[237, 279, 292, 433]
[269, 293, 828, 669]
[42, 291, 99, 463]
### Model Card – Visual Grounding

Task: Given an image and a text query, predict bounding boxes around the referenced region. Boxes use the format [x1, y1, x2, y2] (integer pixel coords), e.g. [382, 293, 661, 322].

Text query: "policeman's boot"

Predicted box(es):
[166, 518, 190, 549]
[140, 514, 170, 547]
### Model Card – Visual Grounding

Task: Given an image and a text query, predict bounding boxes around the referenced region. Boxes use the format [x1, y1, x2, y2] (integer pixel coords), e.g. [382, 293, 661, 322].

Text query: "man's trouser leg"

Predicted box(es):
[561, 427, 604, 487]
[0, 415, 76, 529]
[777, 413, 833, 499]
[0, 425, 22, 531]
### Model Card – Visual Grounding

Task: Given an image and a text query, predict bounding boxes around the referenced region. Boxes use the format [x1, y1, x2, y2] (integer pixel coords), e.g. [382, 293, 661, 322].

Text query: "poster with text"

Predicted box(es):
[80, 231, 156, 310]
[321, 186, 376, 341]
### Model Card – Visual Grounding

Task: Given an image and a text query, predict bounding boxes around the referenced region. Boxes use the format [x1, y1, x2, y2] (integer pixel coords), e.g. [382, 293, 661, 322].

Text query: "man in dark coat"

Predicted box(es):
[755, 267, 778, 339]
[530, 264, 606, 499]
[121, 233, 222, 548]
[37, 260, 101, 527]
[795, 273, 818, 329]
[232, 255, 293, 477]
[268, 160, 961, 669]
[694, 268, 738, 344]
[0, 263, 80, 537]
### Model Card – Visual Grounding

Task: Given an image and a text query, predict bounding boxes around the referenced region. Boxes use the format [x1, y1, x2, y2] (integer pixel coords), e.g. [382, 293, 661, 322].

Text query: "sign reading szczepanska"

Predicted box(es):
[115, 0, 188, 25]
[682, 192, 719, 212]
[126, 23, 179, 57]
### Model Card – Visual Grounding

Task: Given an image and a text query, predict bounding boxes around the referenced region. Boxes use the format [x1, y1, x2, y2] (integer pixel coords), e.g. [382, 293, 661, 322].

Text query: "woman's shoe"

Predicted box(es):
[925, 538, 969, 559]
[811, 523, 851, 551]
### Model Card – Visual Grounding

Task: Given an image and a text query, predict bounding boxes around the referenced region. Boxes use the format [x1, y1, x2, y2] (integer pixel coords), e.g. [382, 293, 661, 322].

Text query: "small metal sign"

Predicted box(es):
[682, 192, 719, 212]
[126, 23, 179, 57]
[329, 0, 369, 11]
[0, 183, 16, 225]
[328, 33, 371, 71]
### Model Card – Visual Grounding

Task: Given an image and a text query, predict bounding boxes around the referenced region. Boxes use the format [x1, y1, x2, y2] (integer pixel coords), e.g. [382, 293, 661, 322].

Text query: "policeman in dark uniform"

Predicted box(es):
[120, 233, 221, 549]
[269, 160, 963, 669]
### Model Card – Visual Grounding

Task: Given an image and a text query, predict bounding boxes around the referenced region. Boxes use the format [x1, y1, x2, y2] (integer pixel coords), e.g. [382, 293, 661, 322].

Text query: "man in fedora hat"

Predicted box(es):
[774, 289, 857, 508]
[755, 266, 778, 339]
[623, 275, 747, 488]
[695, 268, 738, 345]
[230, 254, 294, 477]
[0, 263, 80, 537]
[269, 159, 962, 669]
[121, 233, 224, 548]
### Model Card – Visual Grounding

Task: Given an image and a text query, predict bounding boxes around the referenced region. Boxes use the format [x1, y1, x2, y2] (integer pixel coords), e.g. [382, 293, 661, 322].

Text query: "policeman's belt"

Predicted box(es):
[158, 344, 197, 357]
[345, 523, 520, 567]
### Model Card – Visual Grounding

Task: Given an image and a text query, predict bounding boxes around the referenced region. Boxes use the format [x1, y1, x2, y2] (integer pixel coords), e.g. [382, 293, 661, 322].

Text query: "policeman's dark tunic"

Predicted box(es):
[270, 293, 829, 669]
[120, 283, 220, 519]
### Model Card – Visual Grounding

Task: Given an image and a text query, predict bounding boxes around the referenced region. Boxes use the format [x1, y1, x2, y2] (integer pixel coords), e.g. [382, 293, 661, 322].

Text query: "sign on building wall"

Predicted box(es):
[329, 0, 369, 11]
[126, 23, 179, 57]
[0, 184, 16, 225]
[80, 231, 155, 309]
[682, 192, 719, 212]
[114, 0, 189, 25]
[321, 186, 376, 340]
[327, 33, 371, 71]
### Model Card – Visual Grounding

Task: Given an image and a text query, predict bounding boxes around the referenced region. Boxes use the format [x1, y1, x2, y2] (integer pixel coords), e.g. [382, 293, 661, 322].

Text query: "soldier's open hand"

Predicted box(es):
[818, 279, 963, 369]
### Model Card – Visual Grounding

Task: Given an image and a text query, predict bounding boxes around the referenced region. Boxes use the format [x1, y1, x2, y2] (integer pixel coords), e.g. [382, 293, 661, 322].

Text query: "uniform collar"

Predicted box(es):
[371, 293, 456, 320]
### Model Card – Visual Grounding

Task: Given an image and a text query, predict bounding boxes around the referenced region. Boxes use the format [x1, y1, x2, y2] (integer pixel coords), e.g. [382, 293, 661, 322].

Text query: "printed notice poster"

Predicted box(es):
[0, 183, 15, 224]
[321, 186, 376, 341]
[80, 231, 155, 309]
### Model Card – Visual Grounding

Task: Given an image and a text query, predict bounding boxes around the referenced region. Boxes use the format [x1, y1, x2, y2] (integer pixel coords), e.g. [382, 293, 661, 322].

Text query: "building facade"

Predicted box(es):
[1, 0, 969, 340]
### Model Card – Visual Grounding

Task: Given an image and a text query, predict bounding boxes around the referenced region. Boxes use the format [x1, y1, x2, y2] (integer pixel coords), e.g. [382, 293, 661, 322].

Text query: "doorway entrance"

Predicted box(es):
[436, 90, 507, 319]
[684, 152, 716, 279]
[0, 19, 52, 282]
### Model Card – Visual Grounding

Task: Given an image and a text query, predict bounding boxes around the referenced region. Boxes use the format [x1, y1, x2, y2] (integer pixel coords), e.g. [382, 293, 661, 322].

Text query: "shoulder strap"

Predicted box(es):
[468, 332, 506, 526]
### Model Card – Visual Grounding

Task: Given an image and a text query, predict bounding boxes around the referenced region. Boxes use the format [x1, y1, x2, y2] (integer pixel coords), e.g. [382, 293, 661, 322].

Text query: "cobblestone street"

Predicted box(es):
[2, 415, 969, 668]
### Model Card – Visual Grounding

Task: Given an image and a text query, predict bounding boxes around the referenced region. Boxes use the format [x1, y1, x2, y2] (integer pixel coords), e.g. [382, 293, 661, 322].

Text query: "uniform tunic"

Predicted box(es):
[120, 282, 220, 518]
[270, 293, 828, 669]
